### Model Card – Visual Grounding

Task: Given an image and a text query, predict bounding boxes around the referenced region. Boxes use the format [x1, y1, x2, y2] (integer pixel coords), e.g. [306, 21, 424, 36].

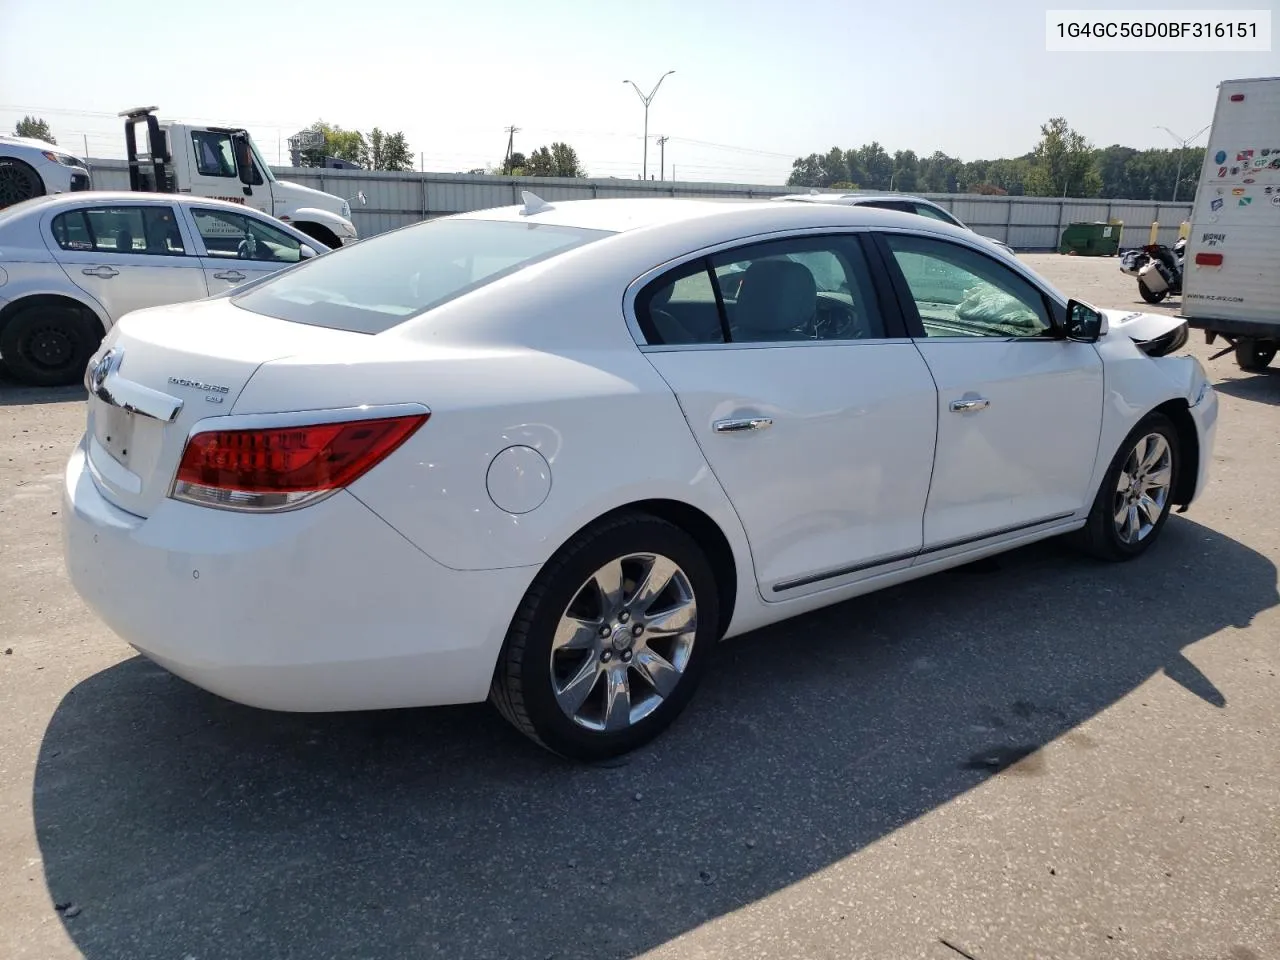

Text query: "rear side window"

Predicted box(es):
[51, 206, 185, 255]
[232, 218, 612, 334]
[636, 234, 888, 345]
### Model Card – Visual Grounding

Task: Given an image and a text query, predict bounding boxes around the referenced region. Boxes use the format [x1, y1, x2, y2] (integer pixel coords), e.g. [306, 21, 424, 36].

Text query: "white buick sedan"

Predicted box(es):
[63, 196, 1217, 760]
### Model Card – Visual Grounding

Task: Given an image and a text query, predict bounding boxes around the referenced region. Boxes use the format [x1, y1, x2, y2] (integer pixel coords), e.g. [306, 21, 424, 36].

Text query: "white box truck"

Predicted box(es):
[1183, 76, 1280, 371]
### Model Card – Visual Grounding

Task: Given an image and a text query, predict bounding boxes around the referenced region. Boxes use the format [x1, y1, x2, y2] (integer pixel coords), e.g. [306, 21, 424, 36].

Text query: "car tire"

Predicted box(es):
[0, 158, 45, 210]
[1138, 279, 1167, 304]
[0, 304, 98, 387]
[490, 512, 720, 762]
[1235, 338, 1276, 371]
[1072, 412, 1180, 562]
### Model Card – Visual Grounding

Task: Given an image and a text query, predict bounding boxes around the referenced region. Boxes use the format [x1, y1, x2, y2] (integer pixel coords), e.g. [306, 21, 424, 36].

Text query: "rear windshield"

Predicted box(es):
[231, 218, 613, 333]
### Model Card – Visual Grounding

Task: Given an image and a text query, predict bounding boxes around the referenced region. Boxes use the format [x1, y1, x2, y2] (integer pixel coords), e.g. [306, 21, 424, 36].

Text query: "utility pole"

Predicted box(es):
[1155, 123, 1211, 202]
[503, 125, 521, 175]
[656, 136, 669, 180]
[623, 71, 675, 180]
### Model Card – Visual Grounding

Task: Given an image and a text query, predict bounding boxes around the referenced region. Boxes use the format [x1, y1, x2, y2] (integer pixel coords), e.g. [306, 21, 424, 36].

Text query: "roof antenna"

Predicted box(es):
[520, 190, 552, 215]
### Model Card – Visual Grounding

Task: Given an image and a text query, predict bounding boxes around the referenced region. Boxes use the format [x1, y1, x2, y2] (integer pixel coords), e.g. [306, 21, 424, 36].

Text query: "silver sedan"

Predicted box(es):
[0, 192, 327, 385]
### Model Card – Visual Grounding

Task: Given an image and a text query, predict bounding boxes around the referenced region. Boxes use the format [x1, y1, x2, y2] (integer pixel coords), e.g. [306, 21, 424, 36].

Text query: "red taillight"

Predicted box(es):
[172, 412, 428, 510]
[1195, 252, 1223, 266]
[1229, 93, 1245, 102]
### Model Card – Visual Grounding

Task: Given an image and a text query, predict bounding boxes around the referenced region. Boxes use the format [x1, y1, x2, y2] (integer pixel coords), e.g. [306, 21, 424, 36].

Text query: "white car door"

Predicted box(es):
[634, 232, 938, 599]
[184, 206, 308, 294]
[45, 201, 209, 319]
[873, 231, 1104, 552]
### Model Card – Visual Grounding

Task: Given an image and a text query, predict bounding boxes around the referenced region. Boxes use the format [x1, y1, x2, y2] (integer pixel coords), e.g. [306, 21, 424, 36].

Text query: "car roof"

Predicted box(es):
[0, 191, 289, 220]
[450, 195, 965, 238]
[778, 192, 943, 207]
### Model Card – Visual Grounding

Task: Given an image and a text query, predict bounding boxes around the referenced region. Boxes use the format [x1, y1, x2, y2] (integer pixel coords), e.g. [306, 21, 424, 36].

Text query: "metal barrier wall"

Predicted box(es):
[84, 159, 1193, 251]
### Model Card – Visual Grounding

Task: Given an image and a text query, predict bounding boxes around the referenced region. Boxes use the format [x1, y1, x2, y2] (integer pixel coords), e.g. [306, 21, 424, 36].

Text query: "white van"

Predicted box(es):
[1183, 76, 1280, 371]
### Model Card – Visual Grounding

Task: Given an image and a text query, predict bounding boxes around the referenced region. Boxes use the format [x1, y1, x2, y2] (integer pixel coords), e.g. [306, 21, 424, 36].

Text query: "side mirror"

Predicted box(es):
[299, 243, 317, 259]
[1065, 299, 1107, 342]
[357, 190, 367, 206]
[234, 135, 256, 186]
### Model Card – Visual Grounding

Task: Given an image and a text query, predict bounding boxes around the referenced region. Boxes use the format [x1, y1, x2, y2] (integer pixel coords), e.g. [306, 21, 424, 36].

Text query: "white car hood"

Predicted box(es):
[274, 179, 345, 216]
[1102, 308, 1184, 341]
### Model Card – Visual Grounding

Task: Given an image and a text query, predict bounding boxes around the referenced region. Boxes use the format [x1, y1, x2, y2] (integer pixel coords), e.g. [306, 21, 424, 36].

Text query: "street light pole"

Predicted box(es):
[624, 71, 675, 180]
[1155, 123, 1211, 202]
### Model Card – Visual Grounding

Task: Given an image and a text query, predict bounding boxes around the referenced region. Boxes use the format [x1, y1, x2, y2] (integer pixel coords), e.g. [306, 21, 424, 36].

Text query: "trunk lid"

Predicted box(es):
[83, 298, 363, 518]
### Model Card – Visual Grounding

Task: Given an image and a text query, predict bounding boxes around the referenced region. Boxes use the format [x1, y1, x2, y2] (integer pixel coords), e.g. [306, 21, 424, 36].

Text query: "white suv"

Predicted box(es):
[780, 192, 1016, 256]
[0, 136, 93, 210]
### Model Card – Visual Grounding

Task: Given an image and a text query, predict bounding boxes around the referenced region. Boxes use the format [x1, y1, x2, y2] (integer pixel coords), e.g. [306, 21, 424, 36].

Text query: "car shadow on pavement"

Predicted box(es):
[1212, 372, 1280, 407]
[0, 380, 85, 407]
[32, 516, 1277, 960]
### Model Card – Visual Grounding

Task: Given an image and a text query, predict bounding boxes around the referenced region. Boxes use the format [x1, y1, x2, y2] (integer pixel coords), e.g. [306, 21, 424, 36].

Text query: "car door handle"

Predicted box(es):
[949, 398, 991, 413]
[213, 270, 246, 282]
[81, 266, 119, 279]
[713, 417, 773, 433]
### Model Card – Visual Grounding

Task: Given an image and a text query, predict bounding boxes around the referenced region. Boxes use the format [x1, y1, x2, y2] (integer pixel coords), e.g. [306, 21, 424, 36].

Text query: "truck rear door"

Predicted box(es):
[1183, 78, 1280, 328]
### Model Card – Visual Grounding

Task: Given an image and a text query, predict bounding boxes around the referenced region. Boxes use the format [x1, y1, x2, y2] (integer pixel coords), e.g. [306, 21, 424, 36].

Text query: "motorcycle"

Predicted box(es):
[1120, 237, 1185, 304]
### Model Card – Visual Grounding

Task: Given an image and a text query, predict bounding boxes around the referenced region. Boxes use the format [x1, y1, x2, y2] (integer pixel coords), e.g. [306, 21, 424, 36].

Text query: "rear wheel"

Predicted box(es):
[1138, 279, 1167, 304]
[1235, 338, 1276, 371]
[490, 513, 719, 761]
[0, 304, 98, 386]
[1072, 413, 1179, 562]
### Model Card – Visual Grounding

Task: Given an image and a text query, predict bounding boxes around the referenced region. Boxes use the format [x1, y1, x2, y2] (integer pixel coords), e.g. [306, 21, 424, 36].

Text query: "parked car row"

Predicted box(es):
[60, 192, 1215, 761]
[0, 193, 326, 385]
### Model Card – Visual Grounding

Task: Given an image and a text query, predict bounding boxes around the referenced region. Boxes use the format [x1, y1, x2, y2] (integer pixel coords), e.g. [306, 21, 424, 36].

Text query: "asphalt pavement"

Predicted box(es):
[1, 253, 1276, 960]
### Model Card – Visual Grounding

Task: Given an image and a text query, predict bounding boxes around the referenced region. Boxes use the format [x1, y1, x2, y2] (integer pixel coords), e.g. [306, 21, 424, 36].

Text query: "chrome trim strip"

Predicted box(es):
[183, 402, 432, 436]
[771, 511, 1077, 593]
[85, 348, 184, 423]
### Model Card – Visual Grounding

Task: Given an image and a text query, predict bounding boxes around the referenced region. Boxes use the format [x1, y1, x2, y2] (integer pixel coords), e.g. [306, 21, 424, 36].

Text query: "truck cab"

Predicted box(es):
[120, 107, 360, 248]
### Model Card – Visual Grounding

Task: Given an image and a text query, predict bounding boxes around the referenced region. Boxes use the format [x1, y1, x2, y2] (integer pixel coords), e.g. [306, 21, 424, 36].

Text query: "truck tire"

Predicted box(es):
[294, 222, 341, 250]
[1235, 338, 1277, 371]
[0, 303, 98, 386]
[0, 158, 45, 210]
[1138, 279, 1167, 304]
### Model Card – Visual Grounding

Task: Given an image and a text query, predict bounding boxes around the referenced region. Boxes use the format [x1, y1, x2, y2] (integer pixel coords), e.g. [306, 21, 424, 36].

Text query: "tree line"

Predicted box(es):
[786, 118, 1205, 201]
[298, 120, 416, 171]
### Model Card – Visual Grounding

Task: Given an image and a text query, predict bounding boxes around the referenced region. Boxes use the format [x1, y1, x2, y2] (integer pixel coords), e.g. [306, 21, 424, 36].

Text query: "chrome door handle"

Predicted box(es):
[713, 417, 773, 433]
[82, 266, 119, 278]
[213, 270, 246, 282]
[949, 398, 990, 413]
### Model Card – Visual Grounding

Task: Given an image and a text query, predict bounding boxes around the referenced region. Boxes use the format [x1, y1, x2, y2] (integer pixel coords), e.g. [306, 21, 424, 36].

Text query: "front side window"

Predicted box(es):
[191, 131, 237, 178]
[192, 209, 303, 262]
[637, 234, 887, 346]
[51, 205, 185, 255]
[233, 218, 613, 334]
[883, 233, 1051, 338]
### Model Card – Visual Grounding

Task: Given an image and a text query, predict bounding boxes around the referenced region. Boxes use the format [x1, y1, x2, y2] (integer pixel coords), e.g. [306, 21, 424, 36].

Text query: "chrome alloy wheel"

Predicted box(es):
[1113, 432, 1173, 545]
[549, 553, 697, 733]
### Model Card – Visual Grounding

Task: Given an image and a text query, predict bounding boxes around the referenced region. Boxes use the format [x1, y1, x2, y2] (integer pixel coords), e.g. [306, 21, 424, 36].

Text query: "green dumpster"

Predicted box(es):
[1059, 221, 1122, 256]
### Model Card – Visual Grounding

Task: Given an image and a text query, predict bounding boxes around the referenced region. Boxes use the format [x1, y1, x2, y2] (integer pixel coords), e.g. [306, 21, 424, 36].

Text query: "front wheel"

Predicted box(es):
[0, 158, 45, 210]
[1072, 413, 1180, 562]
[1138, 279, 1167, 304]
[1235, 338, 1276, 371]
[490, 513, 720, 761]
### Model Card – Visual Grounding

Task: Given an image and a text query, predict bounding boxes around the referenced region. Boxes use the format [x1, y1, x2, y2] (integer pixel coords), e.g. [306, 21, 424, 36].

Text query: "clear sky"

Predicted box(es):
[1, 0, 1276, 182]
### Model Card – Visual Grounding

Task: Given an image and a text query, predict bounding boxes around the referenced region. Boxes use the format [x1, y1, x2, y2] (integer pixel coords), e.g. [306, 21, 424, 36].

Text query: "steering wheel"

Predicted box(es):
[812, 295, 863, 340]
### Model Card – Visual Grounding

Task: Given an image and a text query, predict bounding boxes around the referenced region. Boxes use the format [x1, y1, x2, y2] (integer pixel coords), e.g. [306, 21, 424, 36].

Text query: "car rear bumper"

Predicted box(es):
[62, 438, 536, 712]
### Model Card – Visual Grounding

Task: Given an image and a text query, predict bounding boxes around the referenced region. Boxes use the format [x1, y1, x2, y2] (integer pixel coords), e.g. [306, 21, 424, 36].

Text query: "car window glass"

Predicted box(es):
[884, 233, 1050, 338]
[710, 235, 886, 343]
[912, 203, 962, 226]
[232, 219, 612, 334]
[635, 261, 725, 345]
[52, 206, 185, 255]
[191, 131, 238, 178]
[192, 209, 302, 263]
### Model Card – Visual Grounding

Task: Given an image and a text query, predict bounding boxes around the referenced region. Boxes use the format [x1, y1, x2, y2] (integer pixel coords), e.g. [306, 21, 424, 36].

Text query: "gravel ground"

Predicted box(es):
[1, 253, 1276, 960]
